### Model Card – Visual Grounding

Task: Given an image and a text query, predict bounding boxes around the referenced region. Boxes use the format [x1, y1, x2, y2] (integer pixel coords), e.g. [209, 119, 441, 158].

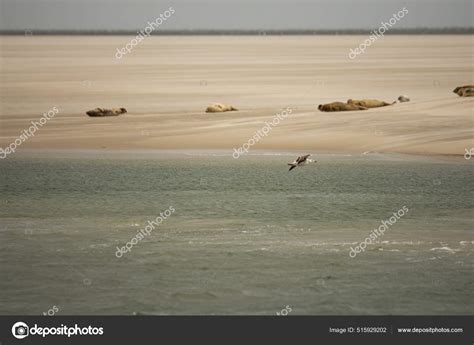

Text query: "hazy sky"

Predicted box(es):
[0, 0, 472, 31]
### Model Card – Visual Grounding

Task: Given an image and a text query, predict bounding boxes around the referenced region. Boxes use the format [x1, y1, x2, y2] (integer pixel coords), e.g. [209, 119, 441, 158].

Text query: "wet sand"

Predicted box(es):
[0, 35, 472, 155]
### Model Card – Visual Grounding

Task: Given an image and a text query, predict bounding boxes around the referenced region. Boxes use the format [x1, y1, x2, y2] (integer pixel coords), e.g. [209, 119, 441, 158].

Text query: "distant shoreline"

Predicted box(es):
[1, 28, 473, 35]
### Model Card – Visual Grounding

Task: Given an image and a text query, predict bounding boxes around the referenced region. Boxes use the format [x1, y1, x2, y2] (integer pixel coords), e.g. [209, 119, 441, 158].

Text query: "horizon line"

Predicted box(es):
[1, 27, 473, 35]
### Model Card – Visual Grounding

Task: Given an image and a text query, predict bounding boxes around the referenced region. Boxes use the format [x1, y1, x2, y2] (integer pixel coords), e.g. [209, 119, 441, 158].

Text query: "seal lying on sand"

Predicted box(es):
[318, 102, 367, 112]
[396, 95, 410, 103]
[205, 103, 238, 113]
[86, 108, 127, 117]
[453, 85, 474, 97]
[347, 99, 394, 108]
[319, 95, 410, 112]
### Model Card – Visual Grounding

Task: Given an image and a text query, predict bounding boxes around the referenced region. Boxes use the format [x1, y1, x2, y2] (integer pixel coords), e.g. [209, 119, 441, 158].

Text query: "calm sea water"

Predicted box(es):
[0, 150, 472, 315]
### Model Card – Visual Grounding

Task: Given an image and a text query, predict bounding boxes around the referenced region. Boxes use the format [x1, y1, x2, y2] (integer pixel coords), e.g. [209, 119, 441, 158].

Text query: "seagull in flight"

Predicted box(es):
[288, 154, 316, 171]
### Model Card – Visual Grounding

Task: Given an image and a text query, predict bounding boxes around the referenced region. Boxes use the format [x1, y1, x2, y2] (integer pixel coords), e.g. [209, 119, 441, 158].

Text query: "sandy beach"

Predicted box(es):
[0, 35, 472, 155]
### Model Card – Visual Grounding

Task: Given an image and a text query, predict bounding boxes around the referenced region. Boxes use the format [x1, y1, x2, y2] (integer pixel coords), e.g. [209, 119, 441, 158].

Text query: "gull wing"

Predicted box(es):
[296, 154, 310, 164]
